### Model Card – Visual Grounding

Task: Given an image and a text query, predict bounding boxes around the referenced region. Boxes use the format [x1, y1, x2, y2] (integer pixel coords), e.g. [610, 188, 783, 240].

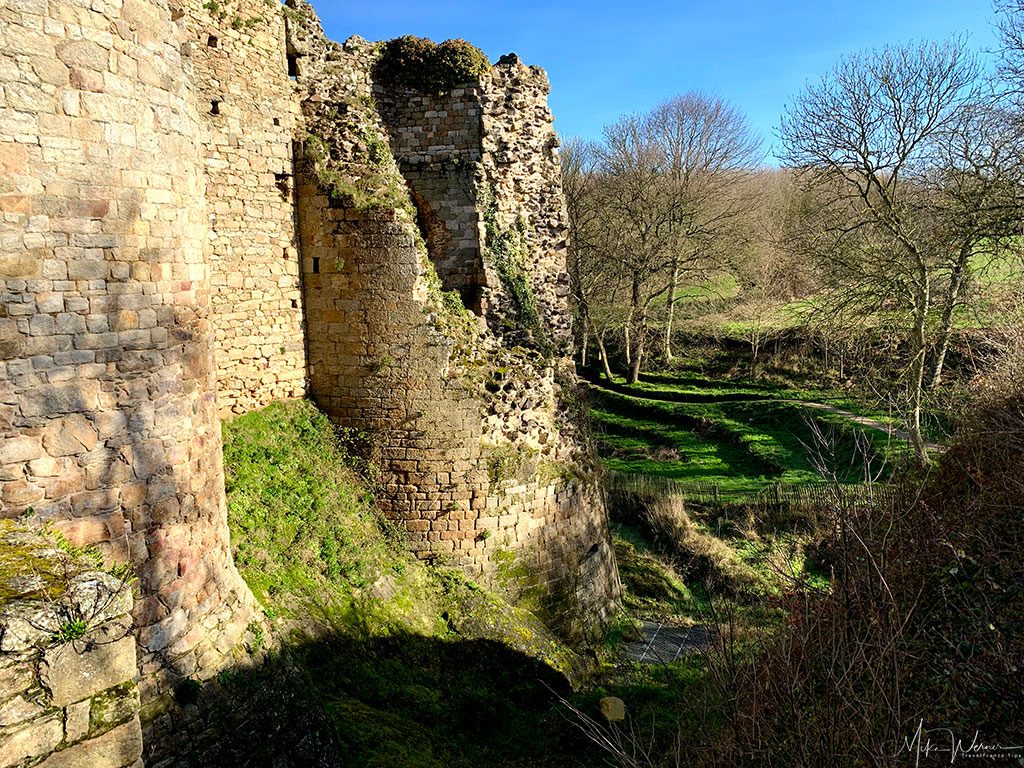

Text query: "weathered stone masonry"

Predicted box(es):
[0, 0, 259, 755]
[288, 7, 619, 638]
[0, 525, 142, 768]
[1, 0, 618, 761]
[178, 0, 306, 419]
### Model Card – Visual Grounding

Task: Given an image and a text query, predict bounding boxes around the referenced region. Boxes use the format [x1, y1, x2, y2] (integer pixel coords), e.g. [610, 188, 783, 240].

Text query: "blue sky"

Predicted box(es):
[316, 0, 1000, 159]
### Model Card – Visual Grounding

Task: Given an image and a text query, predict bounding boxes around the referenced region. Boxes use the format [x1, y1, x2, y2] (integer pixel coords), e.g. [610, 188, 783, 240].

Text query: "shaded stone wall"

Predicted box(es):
[379, 88, 486, 306]
[0, 524, 141, 768]
[377, 56, 574, 349]
[0, 0, 258, 746]
[179, 0, 307, 418]
[288, 8, 620, 638]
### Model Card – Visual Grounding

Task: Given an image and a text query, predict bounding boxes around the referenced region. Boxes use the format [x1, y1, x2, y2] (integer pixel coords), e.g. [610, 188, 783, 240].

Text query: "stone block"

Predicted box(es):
[0, 255, 39, 279]
[0, 695, 44, 729]
[0, 662, 35, 702]
[0, 713, 63, 768]
[42, 413, 98, 456]
[55, 41, 108, 72]
[21, 382, 99, 418]
[89, 682, 139, 735]
[64, 699, 90, 744]
[34, 719, 142, 768]
[40, 636, 136, 708]
[0, 435, 42, 465]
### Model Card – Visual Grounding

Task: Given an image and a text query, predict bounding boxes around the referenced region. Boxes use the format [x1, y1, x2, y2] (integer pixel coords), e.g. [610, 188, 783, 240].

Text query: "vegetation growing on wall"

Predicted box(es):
[481, 186, 551, 355]
[303, 125, 412, 215]
[375, 36, 491, 93]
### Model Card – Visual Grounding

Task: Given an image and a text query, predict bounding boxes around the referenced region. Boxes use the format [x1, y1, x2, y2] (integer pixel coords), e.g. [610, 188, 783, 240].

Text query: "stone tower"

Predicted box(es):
[287, 4, 619, 638]
[0, 0, 259, 728]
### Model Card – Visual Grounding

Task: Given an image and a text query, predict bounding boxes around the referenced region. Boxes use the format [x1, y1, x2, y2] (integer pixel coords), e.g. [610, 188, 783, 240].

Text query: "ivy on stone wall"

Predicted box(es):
[481, 186, 552, 356]
[374, 36, 491, 94]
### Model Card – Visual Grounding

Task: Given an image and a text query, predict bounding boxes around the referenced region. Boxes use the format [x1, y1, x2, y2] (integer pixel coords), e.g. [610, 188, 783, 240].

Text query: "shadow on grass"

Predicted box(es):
[160, 632, 599, 768]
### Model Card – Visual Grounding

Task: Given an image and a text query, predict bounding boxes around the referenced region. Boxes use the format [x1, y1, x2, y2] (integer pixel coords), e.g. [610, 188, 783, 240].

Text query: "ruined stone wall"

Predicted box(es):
[288, 7, 619, 638]
[380, 88, 486, 305]
[178, 0, 307, 418]
[0, 0, 258, 746]
[479, 58, 574, 352]
[376, 55, 574, 348]
[0, 524, 141, 768]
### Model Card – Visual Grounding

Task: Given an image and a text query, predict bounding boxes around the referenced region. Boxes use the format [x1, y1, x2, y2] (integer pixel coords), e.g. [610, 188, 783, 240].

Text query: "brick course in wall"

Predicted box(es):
[179, 0, 307, 418]
[0, 0, 259, 756]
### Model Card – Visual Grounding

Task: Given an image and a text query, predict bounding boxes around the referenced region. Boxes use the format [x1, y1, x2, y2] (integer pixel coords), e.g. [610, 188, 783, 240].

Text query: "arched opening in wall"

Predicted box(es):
[409, 189, 486, 316]
[287, 54, 299, 79]
[207, 35, 218, 47]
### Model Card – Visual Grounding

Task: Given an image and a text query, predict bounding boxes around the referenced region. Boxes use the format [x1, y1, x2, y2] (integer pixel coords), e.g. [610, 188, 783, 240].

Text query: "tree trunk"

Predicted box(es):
[624, 278, 640, 367]
[623, 312, 633, 366]
[663, 257, 680, 361]
[595, 330, 615, 382]
[580, 317, 590, 368]
[908, 282, 931, 465]
[629, 319, 646, 384]
[928, 246, 970, 390]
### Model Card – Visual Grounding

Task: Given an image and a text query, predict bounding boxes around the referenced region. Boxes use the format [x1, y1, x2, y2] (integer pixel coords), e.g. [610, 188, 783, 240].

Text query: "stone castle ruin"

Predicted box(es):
[0, 0, 619, 763]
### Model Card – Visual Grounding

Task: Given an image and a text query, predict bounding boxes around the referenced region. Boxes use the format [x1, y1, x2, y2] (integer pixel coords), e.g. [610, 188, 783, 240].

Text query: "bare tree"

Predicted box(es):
[780, 39, 1024, 463]
[563, 93, 762, 383]
[646, 94, 763, 361]
[562, 138, 630, 380]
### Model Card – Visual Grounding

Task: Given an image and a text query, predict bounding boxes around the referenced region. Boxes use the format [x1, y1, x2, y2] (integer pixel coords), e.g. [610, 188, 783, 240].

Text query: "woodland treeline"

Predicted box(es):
[563, 5, 1024, 462]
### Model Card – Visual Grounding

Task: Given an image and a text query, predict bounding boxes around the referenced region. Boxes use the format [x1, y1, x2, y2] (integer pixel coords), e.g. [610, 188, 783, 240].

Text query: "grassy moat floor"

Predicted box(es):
[195, 364, 907, 766]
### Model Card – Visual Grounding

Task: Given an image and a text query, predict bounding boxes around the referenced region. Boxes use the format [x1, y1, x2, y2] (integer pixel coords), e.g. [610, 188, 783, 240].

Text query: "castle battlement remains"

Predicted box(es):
[0, 0, 618, 762]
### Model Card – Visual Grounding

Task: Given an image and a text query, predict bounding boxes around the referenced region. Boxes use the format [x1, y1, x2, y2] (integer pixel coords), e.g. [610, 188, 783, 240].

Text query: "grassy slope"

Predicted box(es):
[588, 372, 903, 492]
[217, 400, 600, 767]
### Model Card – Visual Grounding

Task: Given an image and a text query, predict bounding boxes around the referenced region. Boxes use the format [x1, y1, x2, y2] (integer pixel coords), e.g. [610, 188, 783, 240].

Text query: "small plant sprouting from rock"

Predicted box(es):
[52, 618, 88, 644]
[246, 619, 265, 655]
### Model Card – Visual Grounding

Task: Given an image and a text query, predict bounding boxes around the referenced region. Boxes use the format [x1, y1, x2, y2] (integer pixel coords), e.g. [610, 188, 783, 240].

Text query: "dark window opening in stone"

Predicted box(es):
[287, 54, 299, 79]
[207, 35, 218, 47]
[458, 285, 485, 316]
[312, 257, 320, 274]
[210, 100, 220, 115]
[291, 299, 299, 309]
[273, 117, 281, 126]
[274, 172, 291, 197]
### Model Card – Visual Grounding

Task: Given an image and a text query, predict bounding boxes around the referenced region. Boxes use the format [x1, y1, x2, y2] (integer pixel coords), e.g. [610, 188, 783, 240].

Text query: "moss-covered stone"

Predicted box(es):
[89, 681, 140, 737]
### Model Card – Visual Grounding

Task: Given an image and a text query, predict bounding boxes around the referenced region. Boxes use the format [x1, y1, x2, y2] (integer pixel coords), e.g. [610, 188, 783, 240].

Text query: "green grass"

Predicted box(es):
[222, 399, 445, 635]
[210, 399, 614, 767]
[589, 376, 902, 494]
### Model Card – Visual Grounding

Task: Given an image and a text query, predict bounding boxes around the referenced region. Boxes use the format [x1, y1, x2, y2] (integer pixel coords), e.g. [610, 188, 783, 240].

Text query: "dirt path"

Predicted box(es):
[622, 621, 714, 663]
[782, 400, 945, 452]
